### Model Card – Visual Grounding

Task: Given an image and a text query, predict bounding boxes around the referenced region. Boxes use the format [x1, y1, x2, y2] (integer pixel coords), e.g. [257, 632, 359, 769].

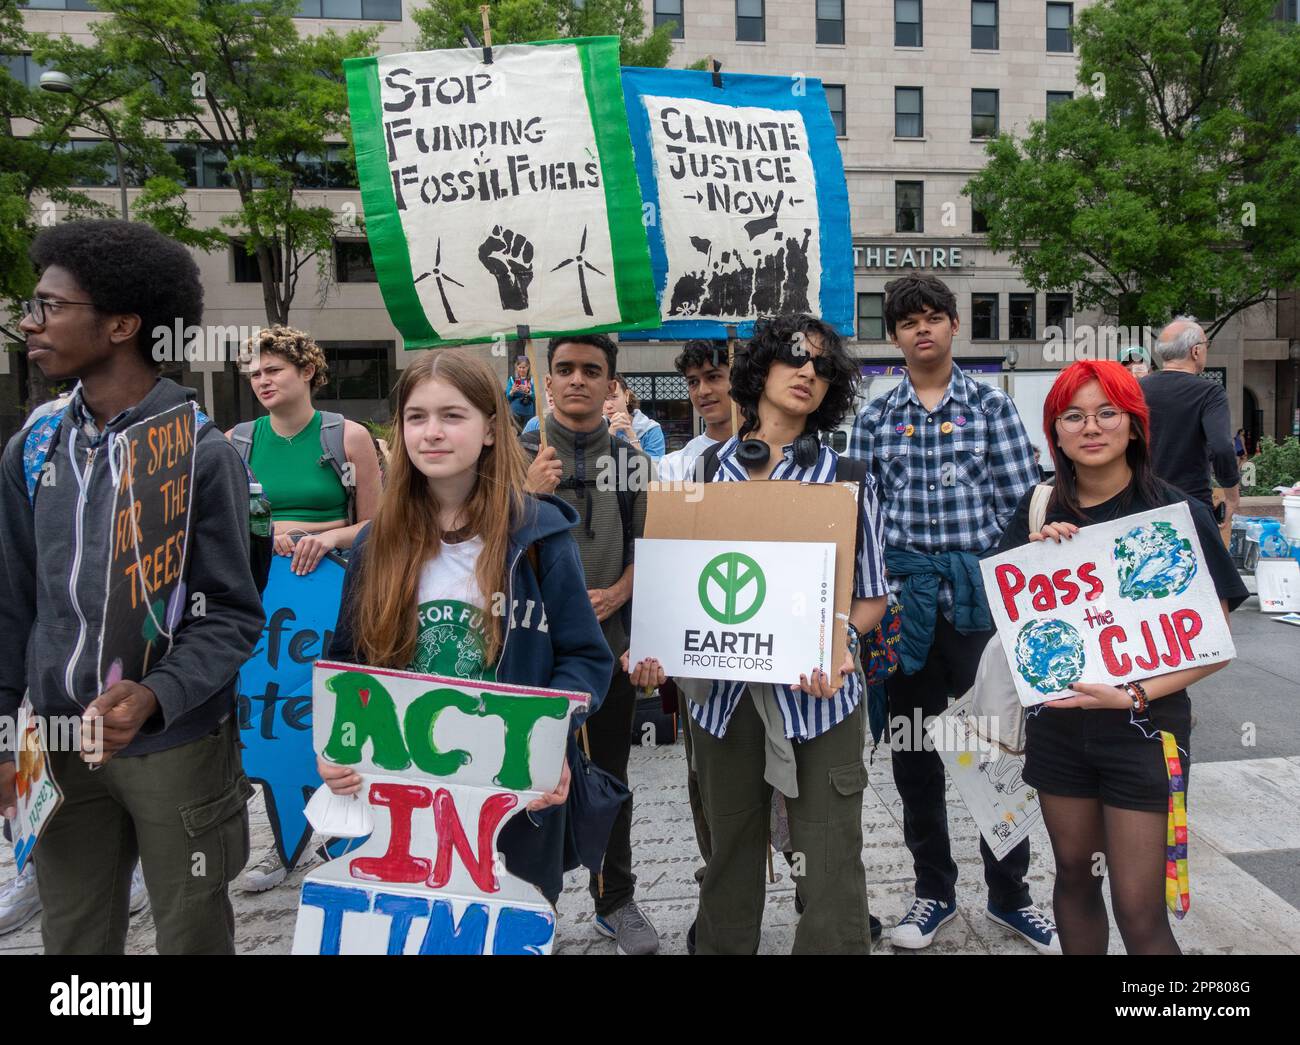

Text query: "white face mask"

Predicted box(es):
[304, 782, 374, 838]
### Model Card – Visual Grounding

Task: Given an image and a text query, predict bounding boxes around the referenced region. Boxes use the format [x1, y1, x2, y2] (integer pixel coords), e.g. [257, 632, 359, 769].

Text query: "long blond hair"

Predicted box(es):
[355, 350, 528, 668]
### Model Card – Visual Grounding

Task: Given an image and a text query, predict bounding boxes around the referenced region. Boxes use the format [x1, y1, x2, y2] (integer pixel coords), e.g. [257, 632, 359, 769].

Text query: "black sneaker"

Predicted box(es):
[686, 919, 696, 955]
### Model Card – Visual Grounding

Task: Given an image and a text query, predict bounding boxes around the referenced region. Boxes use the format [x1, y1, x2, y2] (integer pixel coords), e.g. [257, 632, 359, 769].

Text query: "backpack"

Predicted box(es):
[23, 402, 274, 594]
[231, 411, 357, 525]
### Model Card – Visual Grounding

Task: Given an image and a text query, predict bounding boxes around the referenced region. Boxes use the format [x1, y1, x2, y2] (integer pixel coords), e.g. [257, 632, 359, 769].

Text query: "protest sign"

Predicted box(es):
[344, 37, 658, 347]
[642, 479, 859, 678]
[980, 503, 1236, 707]
[927, 695, 1041, 862]
[11, 698, 63, 872]
[97, 402, 197, 696]
[238, 554, 347, 869]
[629, 538, 836, 685]
[292, 662, 587, 955]
[620, 67, 854, 340]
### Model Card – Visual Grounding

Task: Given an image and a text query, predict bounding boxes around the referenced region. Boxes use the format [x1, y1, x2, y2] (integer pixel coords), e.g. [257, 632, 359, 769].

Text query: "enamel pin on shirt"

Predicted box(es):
[941, 421, 954, 435]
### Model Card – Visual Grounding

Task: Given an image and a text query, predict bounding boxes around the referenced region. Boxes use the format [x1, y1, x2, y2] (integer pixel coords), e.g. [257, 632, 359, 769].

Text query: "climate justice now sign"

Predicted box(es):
[344, 37, 657, 347]
[292, 662, 587, 955]
[979, 504, 1235, 707]
[629, 538, 836, 685]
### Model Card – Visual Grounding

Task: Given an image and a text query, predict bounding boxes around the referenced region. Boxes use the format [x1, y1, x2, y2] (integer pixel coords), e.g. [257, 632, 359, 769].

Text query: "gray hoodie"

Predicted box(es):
[0, 379, 265, 760]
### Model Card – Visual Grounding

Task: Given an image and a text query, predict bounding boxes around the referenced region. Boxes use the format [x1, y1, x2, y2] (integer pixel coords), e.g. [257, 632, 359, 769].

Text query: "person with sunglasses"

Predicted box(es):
[628, 314, 889, 954]
[849, 274, 1059, 953]
[995, 359, 1247, 954]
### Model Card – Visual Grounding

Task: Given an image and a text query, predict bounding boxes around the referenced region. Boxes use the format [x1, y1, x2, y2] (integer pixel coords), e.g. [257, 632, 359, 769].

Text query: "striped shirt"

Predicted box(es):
[848, 363, 1038, 619]
[688, 436, 889, 741]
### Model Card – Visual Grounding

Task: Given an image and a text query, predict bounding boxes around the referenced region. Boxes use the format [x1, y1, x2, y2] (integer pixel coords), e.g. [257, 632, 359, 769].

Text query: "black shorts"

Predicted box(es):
[1022, 692, 1191, 813]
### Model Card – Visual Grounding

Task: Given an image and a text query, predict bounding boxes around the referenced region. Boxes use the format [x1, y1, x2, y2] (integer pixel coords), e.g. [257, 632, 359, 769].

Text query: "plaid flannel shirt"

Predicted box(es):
[849, 364, 1038, 620]
[688, 437, 889, 742]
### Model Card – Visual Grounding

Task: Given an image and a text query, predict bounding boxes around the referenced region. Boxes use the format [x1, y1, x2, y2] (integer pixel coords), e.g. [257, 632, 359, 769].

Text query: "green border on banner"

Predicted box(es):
[343, 56, 434, 344]
[345, 39, 658, 350]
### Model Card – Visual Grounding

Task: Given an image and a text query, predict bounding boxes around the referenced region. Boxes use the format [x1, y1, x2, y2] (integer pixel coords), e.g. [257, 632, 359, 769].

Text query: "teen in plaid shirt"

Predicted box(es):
[849, 275, 1060, 955]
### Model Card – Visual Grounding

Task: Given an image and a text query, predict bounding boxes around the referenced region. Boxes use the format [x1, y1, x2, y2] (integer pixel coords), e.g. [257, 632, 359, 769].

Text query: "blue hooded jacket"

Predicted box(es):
[326, 493, 615, 902]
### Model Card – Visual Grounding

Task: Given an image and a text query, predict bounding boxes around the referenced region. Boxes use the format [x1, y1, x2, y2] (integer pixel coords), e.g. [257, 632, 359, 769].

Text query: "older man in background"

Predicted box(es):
[1141, 317, 1241, 536]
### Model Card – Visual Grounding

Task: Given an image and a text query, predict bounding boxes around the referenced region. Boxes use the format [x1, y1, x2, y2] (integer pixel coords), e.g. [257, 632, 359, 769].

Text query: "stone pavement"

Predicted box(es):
[3, 601, 1298, 956]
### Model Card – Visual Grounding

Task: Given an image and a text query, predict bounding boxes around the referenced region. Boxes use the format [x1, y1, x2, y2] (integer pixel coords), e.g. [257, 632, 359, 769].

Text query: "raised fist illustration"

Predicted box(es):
[479, 225, 534, 311]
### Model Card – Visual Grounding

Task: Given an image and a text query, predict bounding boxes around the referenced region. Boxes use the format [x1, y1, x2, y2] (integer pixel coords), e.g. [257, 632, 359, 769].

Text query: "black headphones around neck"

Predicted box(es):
[735, 431, 821, 471]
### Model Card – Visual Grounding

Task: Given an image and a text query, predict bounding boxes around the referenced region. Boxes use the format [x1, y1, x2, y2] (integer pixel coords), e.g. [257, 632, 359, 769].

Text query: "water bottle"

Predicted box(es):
[249, 482, 272, 538]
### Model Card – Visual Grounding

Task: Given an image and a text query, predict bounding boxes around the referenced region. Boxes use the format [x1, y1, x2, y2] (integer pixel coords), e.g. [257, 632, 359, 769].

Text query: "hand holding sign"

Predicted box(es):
[81, 681, 159, 763]
[1046, 681, 1133, 710]
[1, 761, 16, 820]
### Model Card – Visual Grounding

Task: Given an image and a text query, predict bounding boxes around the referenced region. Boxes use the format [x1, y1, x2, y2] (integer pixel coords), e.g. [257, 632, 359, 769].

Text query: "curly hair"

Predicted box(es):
[882, 274, 958, 336]
[674, 339, 727, 375]
[239, 325, 329, 391]
[28, 219, 202, 368]
[729, 314, 859, 437]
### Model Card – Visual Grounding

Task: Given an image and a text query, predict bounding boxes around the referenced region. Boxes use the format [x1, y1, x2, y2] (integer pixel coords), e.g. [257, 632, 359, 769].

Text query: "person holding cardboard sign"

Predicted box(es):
[632, 315, 889, 955]
[995, 360, 1247, 955]
[316, 349, 614, 910]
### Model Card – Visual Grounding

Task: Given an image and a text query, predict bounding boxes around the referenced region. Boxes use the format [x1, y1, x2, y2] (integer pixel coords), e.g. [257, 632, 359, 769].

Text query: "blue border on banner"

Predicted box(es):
[619, 67, 855, 342]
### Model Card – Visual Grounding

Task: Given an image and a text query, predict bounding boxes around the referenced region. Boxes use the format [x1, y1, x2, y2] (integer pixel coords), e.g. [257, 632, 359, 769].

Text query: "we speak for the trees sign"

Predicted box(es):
[292, 662, 588, 955]
[980, 504, 1235, 707]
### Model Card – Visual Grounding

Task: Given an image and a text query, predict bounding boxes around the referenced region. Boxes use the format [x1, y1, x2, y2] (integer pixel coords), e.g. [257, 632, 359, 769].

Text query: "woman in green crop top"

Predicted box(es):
[226, 326, 382, 576]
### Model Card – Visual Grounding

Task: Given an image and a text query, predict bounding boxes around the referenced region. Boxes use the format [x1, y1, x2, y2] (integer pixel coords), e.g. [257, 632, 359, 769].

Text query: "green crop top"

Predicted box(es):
[247, 412, 349, 524]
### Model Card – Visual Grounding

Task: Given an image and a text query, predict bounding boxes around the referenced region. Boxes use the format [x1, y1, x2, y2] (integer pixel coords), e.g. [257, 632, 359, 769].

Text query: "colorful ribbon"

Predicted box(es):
[1162, 730, 1190, 919]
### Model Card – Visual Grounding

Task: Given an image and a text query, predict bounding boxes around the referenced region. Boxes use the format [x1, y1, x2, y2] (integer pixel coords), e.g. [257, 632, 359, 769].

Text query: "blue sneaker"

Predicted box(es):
[985, 903, 1061, 954]
[890, 898, 957, 949]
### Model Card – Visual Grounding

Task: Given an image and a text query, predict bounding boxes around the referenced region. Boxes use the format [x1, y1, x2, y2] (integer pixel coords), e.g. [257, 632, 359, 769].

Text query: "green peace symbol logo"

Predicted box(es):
[698, 552, 767, 625]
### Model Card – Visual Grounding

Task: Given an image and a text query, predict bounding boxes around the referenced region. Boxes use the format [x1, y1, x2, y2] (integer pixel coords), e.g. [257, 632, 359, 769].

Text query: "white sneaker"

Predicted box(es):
[0, 861, 41, 936]
[235, 848, 286, 893]
[128, 863, 150, 916]
[890, 897, 958, 950]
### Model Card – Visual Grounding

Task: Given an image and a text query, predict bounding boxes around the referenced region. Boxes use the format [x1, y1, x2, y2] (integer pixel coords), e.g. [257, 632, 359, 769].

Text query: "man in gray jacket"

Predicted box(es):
[0, 220, 265, 954]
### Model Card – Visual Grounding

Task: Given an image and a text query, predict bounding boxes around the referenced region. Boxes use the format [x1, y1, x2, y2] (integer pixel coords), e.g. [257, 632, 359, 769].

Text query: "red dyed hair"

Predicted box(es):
[1041, 359, 1164, 519]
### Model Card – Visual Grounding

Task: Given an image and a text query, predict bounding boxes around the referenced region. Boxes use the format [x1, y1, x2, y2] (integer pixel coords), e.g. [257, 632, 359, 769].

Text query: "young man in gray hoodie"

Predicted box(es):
[0, 220, 265, 955]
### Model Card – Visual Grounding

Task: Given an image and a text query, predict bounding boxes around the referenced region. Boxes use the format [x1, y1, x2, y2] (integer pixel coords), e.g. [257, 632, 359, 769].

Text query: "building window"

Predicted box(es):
[231, 241, 283, 284]
[972, 0, 998, 49]
[1046, 90, 1072, 117]
[1046, 293, 1072, 332]
[824, 84, 846, 136]
[294, 0, 403, 18]
[2, 53, 50, 88]
[972, 293, 999, 339]
[624, 373, 693, 451]
[858, 293, 885, 340]
[896, 181, 923, 233]
[816, 0, 844, 44]
[317, 342, 393, 401]
[654, 0, 684, 37]
[895, 0, 922, 46]
[972, 198, 989, 233]
[972, 89, 999, 138]
[1046, 2, 1073, 52]
[17, 0, 98, 9]
[736, 0, 764, 41]
[1009, 294, 1036, 339]
[895, 87, 923, 138]
[335, 240, 377, 283]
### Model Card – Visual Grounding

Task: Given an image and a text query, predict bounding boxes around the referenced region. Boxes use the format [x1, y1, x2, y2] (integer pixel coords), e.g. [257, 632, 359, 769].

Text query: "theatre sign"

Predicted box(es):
[854, 244, 966, 270]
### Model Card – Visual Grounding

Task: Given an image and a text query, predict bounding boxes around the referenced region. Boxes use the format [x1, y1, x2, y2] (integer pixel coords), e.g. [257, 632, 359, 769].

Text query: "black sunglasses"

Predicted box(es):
[773, 339, 836, 379]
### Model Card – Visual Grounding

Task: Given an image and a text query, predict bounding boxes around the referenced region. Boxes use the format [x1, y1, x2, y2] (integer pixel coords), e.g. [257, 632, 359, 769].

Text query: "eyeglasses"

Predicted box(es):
[774, 341, 836, 380]
[1056, 407, 1126, 434]
[21, 296, 98, 325]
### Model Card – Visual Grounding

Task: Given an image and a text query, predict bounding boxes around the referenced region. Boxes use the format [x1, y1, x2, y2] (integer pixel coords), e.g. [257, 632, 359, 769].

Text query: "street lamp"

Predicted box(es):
[39, 70, 130, 221]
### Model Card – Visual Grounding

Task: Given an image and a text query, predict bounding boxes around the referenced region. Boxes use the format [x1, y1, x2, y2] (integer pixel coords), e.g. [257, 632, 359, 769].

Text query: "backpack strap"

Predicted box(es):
[23, 410, 67, 507]
[700, 441, 724, 483]
[1028, 482, 1054, 535]
[318, 411, 355, 524]
[230, 420, 255, 465]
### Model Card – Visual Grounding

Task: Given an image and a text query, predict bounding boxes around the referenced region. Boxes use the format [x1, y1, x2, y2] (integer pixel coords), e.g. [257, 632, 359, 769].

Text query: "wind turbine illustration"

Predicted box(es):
[550, 225, 605, 316]
[414, 238, 464, 323]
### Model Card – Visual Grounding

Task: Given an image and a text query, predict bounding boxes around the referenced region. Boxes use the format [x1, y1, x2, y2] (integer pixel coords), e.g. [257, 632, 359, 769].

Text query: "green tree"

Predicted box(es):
[963, 0, 1300, 338]
[91, 0, 380, 326]
[412, 0, 675, 68]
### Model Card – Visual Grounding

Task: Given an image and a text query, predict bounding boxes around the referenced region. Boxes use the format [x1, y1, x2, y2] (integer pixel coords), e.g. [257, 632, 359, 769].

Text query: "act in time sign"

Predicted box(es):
[629, 538, 836, 685]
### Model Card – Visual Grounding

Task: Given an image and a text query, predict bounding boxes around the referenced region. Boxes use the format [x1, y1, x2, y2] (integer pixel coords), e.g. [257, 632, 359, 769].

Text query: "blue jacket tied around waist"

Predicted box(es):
[884, 549, 993, 675]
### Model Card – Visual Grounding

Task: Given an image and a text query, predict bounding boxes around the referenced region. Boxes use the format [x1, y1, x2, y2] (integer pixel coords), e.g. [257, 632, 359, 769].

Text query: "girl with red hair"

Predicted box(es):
[996, 359, 1247, 955]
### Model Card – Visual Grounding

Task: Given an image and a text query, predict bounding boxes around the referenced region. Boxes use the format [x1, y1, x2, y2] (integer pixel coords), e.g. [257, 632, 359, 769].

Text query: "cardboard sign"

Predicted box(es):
[629, 538, 836, 684]
[238, 554, 347, 869]
[292, 662, 588, 955]
[344, 38, 657, 347]
[980, 504, 1236, 707]
[643, 480, 858, 678]
[12, 698, 63, 872]
[620, 67, 854, 340]
[927, 695, 1041, 862]
[97, 402, 197, 696]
